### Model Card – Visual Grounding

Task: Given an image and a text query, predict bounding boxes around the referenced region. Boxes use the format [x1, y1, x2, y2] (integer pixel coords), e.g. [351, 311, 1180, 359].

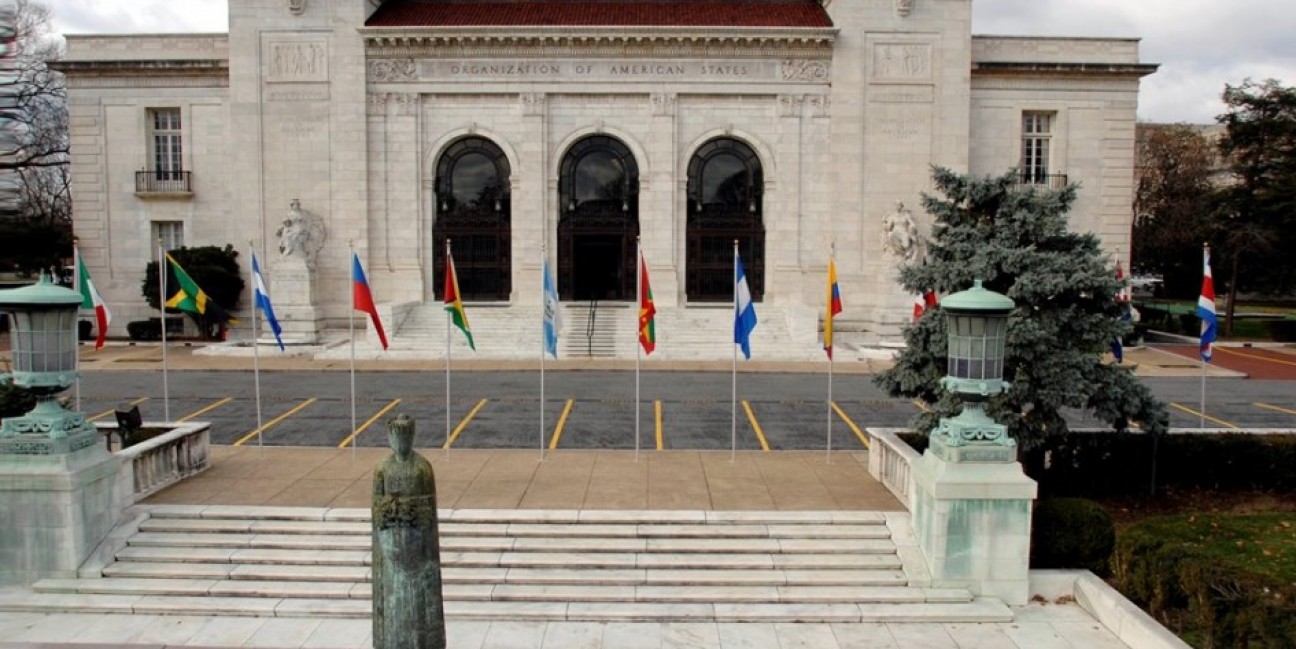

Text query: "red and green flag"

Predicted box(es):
[444, 250, 475, 350]
[76, 247, 111, 349]
[639, 252, 656, 355]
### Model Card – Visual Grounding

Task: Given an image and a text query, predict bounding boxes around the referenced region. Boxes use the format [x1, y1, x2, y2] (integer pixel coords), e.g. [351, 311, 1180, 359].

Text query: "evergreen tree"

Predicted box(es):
[875, 168, 1169, 450]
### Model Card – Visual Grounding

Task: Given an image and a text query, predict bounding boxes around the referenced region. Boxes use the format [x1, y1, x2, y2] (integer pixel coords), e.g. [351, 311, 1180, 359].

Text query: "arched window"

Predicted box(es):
[686, 137, 764, 302]
[433, 137, 511, 301]
[557, 135, 640, 301]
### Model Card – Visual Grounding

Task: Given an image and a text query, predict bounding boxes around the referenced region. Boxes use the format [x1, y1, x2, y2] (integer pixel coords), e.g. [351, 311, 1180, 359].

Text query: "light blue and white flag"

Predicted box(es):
[542, 256, 562, 358]
[252, 252, 285, 351]
[734, 251, 758, 359]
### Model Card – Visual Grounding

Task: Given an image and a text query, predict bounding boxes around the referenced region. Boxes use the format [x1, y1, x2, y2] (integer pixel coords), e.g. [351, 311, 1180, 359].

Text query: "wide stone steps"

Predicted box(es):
[5, 506, 1014, 623]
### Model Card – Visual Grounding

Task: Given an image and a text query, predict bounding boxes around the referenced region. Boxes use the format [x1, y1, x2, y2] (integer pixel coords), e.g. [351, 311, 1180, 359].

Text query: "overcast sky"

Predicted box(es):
[48, 0, 1296, 124]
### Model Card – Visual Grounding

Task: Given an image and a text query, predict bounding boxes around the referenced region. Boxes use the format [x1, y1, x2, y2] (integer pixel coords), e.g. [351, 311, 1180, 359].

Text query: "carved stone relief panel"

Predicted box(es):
[872, 43, 931, 81]
[369, 59, 417, 83]
[367, 92, 389, 116]
[777, 94, 805, 118]
[808, 94, 831, 118]
[392, 93, 418, 116]
[267, 41, 328, 82]
[519, 92, 546, 116]
[781, 59, 831, 82]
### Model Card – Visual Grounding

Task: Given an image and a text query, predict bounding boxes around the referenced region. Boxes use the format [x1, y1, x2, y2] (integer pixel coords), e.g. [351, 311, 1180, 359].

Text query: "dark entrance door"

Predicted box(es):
[432, 137, 511, 301]
[557, 135, 639, 301]
[686, 138, 764, 302]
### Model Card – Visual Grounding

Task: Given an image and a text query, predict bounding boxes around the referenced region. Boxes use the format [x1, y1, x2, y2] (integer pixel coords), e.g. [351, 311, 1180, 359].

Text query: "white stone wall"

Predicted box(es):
[61, 0, 1152, 344]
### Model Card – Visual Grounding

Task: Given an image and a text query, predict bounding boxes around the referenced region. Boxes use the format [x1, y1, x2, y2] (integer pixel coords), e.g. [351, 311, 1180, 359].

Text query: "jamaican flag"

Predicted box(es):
[164, 252, 237, 327]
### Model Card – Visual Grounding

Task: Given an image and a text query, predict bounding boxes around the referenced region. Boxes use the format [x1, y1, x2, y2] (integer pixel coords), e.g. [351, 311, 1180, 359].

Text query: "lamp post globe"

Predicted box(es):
[930, 279, 1017, 460]
[0, 273, 98, 454]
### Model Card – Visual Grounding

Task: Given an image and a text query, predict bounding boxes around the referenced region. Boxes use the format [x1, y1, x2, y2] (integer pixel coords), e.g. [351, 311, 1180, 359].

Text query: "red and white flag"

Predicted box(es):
[912, 289, 937, 321]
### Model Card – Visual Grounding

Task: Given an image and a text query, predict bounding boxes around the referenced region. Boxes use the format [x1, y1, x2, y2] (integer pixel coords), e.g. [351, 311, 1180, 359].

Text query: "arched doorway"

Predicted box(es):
[432, 137, 511, 301]
[558, 135, 639, 301]
[686, 137, 764, 302]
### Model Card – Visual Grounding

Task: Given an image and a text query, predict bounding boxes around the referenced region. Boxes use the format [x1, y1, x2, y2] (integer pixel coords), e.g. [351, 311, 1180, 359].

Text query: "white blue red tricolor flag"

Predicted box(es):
[1196, 246, 1217, 362]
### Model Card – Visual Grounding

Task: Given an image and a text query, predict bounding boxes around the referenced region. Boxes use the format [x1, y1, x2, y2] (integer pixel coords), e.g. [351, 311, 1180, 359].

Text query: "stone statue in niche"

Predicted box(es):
[895, 0, 913, 17]
[288, 0, 305, 15]
[372, 415, 446, 649]
[275, 199, 326, 267]
[881, 201, 926, 264]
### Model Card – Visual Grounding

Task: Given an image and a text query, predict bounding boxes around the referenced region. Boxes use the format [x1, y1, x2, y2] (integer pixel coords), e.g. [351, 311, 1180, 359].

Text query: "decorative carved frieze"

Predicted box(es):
[808, 94, 831, 117]
[777, 94, 805, 117]
[369, 58, 417, 83]
[362, 30, 836, 60]
[520, 92, 546, 116]
[781, 59, 831, 82]
[650, 92, 676, 116]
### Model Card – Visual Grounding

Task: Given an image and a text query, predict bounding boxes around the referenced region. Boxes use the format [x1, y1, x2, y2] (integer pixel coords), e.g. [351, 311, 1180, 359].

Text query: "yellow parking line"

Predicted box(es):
[1216, 346, 1296, 367]
[655, 400, 664, 451]
[88, 397, 149, 422]
[912, 399, 931, 413]
[1254, 402, 1296, 416]
[177, 397, 232, 423]
[234, 397, 317, 446]
[443, 399, 488, 450]
[548, 399, 574, 450]
[741, 400, 771, 451]
[338, 398, 402, 449]
[1169, 402, 1239, 430]
[830, 401, 870, 449]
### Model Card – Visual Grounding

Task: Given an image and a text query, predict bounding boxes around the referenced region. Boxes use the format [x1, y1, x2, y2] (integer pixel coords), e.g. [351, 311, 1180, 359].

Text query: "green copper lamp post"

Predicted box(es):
[930, 279, 1017, 462]
[0, 272, 99, 455]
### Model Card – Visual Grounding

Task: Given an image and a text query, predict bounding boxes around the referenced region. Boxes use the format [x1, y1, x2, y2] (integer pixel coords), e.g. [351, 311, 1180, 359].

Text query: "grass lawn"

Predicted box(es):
[1127, 512, 1296, 583]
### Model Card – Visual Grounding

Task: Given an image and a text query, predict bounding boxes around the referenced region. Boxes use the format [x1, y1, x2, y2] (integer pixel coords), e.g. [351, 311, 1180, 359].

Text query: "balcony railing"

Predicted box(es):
[1017, 171, 1068, 189]
[135, 170, 192, 195]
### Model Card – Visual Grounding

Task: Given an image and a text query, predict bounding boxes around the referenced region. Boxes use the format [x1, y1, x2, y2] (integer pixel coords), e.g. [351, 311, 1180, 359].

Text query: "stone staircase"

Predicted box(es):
[561, 303, 630, 358]
[3, 506, 1012, 623]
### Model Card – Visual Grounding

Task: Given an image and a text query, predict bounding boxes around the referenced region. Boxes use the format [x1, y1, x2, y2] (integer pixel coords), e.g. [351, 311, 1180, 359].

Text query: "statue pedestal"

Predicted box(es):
[911, 437, 1037, 605]
[0, 443, 120, 586]
[270, 261, 323, 345]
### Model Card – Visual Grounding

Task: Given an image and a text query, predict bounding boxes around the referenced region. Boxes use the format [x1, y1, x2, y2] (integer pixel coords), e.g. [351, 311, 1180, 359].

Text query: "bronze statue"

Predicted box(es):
[372, 415, 445, 649]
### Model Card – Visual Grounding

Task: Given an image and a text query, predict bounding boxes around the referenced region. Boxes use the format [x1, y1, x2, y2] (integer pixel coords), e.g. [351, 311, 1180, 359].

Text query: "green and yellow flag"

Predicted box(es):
[164, 253, 237, 325]
[443, 249, 475, 350]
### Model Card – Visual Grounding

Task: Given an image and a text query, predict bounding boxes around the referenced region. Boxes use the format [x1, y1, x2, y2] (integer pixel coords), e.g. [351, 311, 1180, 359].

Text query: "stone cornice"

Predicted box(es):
[361, 26, 837, 59]
[972, 61, 1159, 78]
[52, 59, 229, 77]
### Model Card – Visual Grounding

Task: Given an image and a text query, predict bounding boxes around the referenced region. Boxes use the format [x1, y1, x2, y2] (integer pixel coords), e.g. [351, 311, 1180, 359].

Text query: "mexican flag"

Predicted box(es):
[76, 248, 112, 349]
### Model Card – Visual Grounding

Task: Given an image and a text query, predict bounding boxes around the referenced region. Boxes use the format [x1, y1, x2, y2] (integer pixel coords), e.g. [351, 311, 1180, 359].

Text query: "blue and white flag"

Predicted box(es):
[734, 251, 758, 359]
[252, 253, 285, 351]
[542, 256, 562, 358]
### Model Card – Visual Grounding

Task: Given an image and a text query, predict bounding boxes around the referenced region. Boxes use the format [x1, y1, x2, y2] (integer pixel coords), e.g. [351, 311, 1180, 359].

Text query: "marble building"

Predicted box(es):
[56, 0, 1156, 358]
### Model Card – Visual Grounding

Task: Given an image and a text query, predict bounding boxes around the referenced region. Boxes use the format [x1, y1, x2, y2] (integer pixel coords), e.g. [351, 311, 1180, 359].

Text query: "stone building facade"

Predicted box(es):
[57, 0, 1155, 358]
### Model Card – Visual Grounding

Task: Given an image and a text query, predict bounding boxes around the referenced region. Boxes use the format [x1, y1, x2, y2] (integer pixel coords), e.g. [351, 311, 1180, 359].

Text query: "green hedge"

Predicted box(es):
[898, 431, 1296, 497]
[1113, 514, 1296, 648]
[1031, 498, 1115, 575]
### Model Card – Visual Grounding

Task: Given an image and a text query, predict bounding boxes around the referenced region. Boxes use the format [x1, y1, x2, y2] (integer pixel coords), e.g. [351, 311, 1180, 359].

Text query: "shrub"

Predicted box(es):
[126, 319, 162, 341]
[0, 380, 37, 418]
[1113, 514, 1296, 648]
[1030, 498, 1115, 575]
[1267, 319, 1296, 342]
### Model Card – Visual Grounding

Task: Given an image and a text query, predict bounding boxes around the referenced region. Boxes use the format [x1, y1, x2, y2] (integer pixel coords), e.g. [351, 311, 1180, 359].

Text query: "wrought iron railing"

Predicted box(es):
[135, 170, 192, 194]
[1016, 171, 1068, 189]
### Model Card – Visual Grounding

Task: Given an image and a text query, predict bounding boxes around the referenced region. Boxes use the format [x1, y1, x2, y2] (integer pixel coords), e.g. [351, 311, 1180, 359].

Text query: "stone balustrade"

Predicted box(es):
[104, 421, 211, 505]
[866, 427, 920, 512]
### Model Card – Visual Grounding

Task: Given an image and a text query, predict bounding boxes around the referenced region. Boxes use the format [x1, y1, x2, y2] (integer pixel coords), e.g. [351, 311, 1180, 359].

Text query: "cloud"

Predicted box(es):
[52, 0, 226, 34]
[973, 0, 1296, 123]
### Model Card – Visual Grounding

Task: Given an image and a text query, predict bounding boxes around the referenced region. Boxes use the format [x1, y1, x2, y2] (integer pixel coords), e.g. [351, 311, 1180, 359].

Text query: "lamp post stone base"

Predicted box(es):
[0, 443, 120, 586]
[911, 446, 1037, 606]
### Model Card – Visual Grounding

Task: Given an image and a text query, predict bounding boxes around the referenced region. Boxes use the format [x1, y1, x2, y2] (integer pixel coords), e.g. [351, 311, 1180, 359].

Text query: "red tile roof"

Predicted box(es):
[366, 0, 832, 29]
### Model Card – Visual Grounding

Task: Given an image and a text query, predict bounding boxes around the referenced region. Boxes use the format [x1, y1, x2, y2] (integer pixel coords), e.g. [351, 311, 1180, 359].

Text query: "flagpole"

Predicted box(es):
[731, 240, 739, 463]
[445, 238, 453, 460]
[824, 242, 834, 461]
[1199, 242, 1211, 430]
[251, 241, 265, 455]
[158, 238, 170, 422]
[349, 240, 358, 458]
[635, 237, 643, 462]
[540, 245, 547, 463]
[73, 242, 81, 412]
